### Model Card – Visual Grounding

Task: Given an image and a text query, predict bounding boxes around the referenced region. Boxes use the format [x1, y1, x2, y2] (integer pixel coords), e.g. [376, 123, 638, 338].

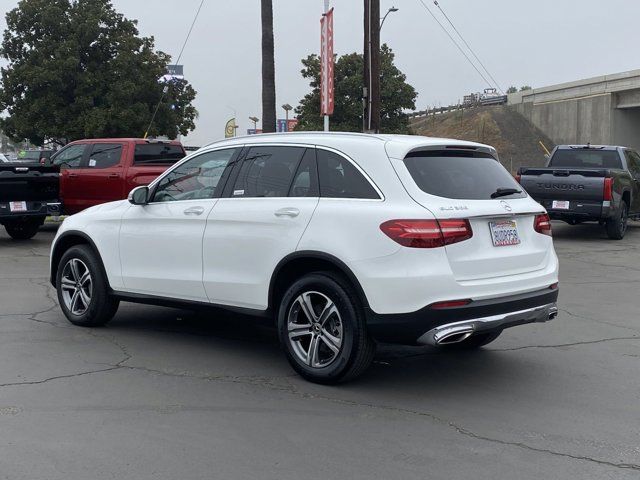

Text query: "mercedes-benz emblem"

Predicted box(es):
[500, 200, 513, 212]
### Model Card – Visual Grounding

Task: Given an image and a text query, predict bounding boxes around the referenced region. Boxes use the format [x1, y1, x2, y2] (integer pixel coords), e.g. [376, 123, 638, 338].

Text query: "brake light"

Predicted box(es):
[549, 283, 559, 290]
[430, 299, 472, 309]
[380, 219, 473, 248]
[534, 214, 552, 236]
[603, 177, 613, 201]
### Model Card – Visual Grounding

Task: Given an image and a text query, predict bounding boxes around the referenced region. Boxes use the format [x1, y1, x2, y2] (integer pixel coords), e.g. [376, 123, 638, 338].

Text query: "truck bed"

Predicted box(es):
[0, 163, 60, 219]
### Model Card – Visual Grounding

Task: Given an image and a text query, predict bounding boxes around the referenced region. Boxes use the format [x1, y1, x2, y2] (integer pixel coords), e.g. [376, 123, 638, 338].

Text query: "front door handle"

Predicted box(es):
[68, 173, 78, 178]
[108, 173, 119, 179]
[274, 207, 300, 218]
[183, 206, 205, 216]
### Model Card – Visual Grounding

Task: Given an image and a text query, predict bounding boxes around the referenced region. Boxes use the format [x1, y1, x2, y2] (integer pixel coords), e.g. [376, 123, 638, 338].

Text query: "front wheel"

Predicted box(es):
[277, 272, 376, 384]
[56, 245, 119, 327]
[4, 218, 42, 240]
[605, 201, 628, 240]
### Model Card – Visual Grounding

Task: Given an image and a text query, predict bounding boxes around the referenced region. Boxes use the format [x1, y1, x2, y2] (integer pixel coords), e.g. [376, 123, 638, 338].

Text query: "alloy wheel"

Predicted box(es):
[287, 291, 343, 368]
[60, 258, 93, 315]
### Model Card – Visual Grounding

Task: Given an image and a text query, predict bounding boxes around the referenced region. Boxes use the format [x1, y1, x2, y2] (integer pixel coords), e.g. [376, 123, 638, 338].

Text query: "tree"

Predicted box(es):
[295, 44, 417, 133]
[0, 0, 197, 145]
[506, 86, 518, 94]
[520, 85, 532, 91]
[261, 0, 276, 133]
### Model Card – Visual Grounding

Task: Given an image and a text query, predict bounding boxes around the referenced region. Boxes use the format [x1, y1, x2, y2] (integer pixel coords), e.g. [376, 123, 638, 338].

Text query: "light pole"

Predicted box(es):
[282, 104, 293, 122]
[380, 6, 398, 31]
[249, 116, 259, 131]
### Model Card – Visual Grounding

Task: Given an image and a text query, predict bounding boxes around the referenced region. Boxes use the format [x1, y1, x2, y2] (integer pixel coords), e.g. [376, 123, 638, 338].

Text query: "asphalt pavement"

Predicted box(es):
[0, 221, 638, 480]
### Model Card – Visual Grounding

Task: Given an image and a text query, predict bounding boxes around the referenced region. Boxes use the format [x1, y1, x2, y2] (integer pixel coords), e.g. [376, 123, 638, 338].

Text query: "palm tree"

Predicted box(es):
[261, 0, 276, 133]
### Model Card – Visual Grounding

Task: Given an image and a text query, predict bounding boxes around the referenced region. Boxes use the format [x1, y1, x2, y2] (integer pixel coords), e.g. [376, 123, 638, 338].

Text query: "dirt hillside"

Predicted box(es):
[410, 105, 554, 173]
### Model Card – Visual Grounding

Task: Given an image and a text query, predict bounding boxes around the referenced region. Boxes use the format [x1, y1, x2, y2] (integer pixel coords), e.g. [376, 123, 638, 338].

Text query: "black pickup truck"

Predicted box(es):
[0, 163, 61, 240]
[518, 145, 640, 239]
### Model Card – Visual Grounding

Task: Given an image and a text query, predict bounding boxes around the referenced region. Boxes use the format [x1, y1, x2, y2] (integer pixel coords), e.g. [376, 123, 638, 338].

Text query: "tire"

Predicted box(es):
[277, 272, 376, 384]
[440, 330, 503, 350]
[56, 245, 119, 327]
[605, 201, 628, 240]
[4, 218, 42, 240]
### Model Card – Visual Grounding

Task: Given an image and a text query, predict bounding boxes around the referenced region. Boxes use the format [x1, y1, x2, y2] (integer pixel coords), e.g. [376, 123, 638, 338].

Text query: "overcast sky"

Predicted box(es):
[1, 0, 640, 146]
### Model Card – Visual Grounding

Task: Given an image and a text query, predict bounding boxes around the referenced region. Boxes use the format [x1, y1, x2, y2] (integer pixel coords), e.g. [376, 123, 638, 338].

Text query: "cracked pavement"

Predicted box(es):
[0, 222, 639, 479]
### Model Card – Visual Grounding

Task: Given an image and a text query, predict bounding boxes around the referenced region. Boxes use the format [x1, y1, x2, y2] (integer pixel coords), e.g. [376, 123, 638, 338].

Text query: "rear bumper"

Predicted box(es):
[366, 287, 559, 345]
[0, 200, 61, 220]
[535, 198, 611, 220]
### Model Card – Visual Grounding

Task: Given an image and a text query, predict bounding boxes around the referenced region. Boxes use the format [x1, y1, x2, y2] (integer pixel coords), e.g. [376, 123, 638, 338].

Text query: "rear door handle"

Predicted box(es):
[108, 173, 119, 179]
[274, 207, 300, 218]
[68, 173, 78, 178]
[183, 206, 205, 216]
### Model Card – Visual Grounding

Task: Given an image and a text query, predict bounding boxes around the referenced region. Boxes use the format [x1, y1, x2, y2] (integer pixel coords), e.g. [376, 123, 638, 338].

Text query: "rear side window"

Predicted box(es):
[232, 146, 304, 198]
[549, 149, 622, 169]
[134, 144, 185, 165]
[317, 149, 379, 199]
[404, 150, 526, 200]
[88, 144, 122, 168]
[289, 149, 319, 197]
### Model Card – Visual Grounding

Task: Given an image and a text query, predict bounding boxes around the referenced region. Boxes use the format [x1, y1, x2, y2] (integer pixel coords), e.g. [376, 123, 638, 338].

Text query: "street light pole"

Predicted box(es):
[323, 0, 330, 132]
[363, 0, 380, 133]
[380, 6, 398, 31]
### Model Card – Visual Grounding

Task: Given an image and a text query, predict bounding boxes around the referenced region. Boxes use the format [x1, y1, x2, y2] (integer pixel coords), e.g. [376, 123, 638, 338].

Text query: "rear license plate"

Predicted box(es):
[9, 201, 27, 213]
[489, 220, 521, 247]
[552, 200, 570, 210]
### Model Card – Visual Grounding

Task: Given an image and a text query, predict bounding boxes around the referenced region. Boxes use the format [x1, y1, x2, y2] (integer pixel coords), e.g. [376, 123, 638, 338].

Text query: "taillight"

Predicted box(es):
[380, 219, 473, 248]
[430, 299, 472, 309]
[603, 177, 613, 201]
[534, 214, 552, 236]
[514, 174, 521, 183]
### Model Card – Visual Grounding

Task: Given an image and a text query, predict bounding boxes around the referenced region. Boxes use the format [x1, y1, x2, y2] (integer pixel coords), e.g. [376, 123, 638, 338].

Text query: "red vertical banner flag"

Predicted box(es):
[320, 8, 335, 116]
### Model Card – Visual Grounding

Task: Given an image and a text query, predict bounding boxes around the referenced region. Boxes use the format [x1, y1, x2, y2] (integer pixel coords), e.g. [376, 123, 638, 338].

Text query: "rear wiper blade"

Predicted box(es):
[491, 187, 522, 199]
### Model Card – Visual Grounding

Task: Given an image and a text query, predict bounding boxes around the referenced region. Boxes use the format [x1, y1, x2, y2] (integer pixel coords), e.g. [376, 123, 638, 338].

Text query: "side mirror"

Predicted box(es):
[128, 186, 149, 205]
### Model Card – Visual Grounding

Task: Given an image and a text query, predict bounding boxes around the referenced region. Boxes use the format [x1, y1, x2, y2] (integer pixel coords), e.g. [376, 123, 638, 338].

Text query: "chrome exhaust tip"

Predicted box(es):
[433, 325, 475, 345]
[548, 306, 558, 320]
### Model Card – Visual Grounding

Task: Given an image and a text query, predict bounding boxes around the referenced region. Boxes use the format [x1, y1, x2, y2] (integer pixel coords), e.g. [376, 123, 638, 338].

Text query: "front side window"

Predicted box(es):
[404, 150, 526, 200]
[52, 144, 86, 169]
[152, 148, 237, 202]
[232, 146, 304, 198]
[317, 149, 379, 199]
[88, 144, 122, 169]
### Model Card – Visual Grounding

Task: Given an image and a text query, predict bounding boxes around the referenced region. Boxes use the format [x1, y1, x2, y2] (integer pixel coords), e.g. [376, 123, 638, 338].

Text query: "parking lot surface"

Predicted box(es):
[0, 222, 639, 479]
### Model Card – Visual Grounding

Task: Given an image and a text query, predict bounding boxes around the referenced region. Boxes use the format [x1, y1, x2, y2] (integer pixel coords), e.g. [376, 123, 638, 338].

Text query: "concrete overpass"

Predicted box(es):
[508, 69, 640, 150]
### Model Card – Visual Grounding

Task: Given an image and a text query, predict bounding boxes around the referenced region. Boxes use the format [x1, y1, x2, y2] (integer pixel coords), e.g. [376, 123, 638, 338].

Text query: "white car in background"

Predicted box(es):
[50, 133, 559, 384]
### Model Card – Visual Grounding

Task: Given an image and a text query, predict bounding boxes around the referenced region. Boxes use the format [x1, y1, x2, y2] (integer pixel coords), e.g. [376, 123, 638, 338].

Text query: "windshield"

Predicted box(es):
[403, 150, 526, 200]
[549, 149, 622, 169]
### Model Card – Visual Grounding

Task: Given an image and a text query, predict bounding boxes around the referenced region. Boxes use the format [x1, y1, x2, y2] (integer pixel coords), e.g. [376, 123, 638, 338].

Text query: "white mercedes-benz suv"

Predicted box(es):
[51, 133, 559, 383]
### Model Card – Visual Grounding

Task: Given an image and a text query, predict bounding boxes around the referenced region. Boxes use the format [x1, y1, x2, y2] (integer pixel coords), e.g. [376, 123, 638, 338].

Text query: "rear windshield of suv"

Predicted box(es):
[549, 149, 622, 169]
[134, 144, 185, 165]
[403, 150, 526, 200]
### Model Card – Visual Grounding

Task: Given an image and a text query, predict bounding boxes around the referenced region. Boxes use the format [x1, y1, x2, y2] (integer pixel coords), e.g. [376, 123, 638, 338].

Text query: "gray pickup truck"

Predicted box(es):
[0, 162, 61, 240]
[518, 145, 640, 239]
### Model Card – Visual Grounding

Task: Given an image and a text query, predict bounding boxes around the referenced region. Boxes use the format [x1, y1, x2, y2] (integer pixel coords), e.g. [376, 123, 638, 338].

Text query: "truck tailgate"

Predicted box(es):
[519, 168, 606, 216]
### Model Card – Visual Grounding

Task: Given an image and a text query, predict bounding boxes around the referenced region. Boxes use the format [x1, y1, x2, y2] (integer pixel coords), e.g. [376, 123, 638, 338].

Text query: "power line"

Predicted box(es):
[415, 0, 493, 90]
[144, 0, 206, 139]
[433, 0, 503, 93]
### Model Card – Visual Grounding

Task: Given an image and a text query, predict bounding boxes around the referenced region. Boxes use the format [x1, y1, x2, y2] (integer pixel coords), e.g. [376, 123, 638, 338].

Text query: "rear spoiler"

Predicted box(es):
[518, 167, 611, 178]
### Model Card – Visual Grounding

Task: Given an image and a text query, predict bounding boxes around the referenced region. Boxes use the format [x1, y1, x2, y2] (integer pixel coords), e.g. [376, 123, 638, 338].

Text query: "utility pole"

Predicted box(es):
[323, 0, 330, 132]
[363, 0, 381, 133]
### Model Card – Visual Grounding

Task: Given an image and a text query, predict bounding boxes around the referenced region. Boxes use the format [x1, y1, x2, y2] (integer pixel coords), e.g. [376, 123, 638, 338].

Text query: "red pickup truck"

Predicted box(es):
[52, 138, 186, 214]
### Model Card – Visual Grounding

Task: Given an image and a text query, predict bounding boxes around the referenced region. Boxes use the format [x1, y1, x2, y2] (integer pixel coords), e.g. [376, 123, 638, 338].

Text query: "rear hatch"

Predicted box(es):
[390, 148, 550, 282]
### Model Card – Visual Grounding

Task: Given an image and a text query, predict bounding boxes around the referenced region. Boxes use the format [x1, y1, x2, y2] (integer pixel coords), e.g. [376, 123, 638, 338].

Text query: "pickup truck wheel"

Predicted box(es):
[441, 330, 503, 350]
[4, 218, 42, 240]
[56, 245, 119, 327]
[606, 201, 628, 240]
[277, 272, 376, 384]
